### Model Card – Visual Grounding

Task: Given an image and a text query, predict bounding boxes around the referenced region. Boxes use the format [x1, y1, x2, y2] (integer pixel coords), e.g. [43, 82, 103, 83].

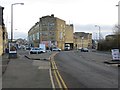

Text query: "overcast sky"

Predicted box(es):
[1, 0, 119, 39]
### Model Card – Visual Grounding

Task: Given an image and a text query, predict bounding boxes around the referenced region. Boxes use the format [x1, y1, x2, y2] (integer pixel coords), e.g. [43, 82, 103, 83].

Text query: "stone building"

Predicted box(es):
[28, 14, 74, 50]
[0, 6, 8, 55]
[65, 24, 74, 49]
[74, 32, 92, 49]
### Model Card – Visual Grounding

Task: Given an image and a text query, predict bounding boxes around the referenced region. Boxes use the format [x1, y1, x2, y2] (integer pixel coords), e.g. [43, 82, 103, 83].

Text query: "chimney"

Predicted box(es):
[51, 14, 54, 17]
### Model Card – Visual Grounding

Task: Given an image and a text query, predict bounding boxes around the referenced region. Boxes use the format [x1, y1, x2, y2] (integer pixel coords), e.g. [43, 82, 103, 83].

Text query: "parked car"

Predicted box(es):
[25, 47, 31, 50]
[80, 48, 89, 52]
[78, 47, 82, 50]
[30, 48, 45, 54]
[52, 47, 61, 51]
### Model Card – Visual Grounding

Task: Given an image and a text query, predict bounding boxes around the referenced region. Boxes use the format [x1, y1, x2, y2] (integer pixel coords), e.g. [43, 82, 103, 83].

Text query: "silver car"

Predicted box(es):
[30, 48, 45, 54]
[52, 47, 61, 51]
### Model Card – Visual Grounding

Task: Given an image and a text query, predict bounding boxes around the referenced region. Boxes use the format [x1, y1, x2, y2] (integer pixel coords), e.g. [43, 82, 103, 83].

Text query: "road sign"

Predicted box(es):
[111, 49, 120, 60]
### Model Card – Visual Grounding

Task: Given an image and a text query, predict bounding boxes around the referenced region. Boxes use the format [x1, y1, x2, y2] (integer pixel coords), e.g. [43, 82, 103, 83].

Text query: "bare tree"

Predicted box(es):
[113, 24, 120, 34]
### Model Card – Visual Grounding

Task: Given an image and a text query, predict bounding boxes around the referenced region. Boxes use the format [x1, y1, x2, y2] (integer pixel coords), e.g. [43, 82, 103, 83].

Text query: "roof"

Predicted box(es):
[0, 6, 4, 9]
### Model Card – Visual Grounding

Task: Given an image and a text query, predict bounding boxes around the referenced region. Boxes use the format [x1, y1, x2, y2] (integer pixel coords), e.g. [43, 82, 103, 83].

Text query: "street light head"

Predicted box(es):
[116, 5, 119, 7]
[12, 3, 24, 5]
[20, 3, 24, 5]
[95, 25, 97, 27]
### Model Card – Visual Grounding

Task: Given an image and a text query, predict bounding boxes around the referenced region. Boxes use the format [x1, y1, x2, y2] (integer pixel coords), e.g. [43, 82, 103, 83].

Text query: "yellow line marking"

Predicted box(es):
[53, 60, 68, 89]
[49, 62, 55, 89]
[56, 70, 68, 89]
[50, 52, 68, 89]
[52, 61, 62, 88]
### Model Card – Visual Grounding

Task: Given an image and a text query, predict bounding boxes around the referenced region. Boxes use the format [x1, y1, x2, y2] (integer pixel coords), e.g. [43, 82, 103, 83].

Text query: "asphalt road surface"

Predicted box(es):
[54, 50, 119, 88]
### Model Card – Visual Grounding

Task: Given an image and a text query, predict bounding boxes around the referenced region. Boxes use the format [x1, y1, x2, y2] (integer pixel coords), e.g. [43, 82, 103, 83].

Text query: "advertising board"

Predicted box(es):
[9, 43, 17, 58]
[111, 49, 120, 60]
[9, 43, 17, 53]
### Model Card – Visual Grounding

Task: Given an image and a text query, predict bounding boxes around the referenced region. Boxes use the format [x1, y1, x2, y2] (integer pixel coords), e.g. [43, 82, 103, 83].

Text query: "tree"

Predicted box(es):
[112, 25, 120, 49]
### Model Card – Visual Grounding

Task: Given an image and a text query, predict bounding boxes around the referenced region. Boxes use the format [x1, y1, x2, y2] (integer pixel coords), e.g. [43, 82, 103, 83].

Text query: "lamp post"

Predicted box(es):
[116, 3, 120, 49]
[39, 18, 40, 45]
[95, 25, 101, 41]
[11, 3, 24, 42]
[81, 37, 84, 48]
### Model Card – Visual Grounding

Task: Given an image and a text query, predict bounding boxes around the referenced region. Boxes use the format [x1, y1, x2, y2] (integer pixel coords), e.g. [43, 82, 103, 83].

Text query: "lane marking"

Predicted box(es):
[50, 52, 68, 89]
[53, 60, 68, 89]
[49, 68, 55, 89]
[51, 60, 62, 88]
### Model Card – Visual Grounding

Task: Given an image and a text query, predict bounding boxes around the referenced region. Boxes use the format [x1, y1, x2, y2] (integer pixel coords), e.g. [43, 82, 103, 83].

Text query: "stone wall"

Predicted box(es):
[0, 26, 3, 55]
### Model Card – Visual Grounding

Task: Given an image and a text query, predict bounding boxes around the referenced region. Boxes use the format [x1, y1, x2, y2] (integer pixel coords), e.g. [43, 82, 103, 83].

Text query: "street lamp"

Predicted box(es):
[81, 37, 84, 48]
[116, 3, 120, 49]
[11, 3, 24, 42]
[95, 25, 101, 41]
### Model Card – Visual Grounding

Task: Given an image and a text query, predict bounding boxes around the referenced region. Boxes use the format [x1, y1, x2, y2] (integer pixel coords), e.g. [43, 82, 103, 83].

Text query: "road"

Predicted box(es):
[54, 50, 118, 88]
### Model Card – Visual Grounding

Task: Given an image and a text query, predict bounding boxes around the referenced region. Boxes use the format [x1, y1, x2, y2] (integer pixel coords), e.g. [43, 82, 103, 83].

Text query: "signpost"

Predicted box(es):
[9, 43, 17, 58]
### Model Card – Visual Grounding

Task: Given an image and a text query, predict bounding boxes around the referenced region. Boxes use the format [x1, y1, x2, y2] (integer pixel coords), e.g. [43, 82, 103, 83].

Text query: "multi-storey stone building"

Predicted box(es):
[74, 32, 92, 49]
[28, 14, 74, 50]
[0, 6, 8, 55]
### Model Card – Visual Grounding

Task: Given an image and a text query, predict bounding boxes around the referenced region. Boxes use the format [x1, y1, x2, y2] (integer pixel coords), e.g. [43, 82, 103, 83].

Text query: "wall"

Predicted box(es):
[74, 32, 92, 49]
[0, 26, 3, 55]
[65, 24, 74, 43]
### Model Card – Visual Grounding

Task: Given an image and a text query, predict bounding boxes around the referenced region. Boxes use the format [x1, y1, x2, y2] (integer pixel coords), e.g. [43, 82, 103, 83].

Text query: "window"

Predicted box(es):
[33, 34, 35, 40]
[37, 32, 39, 39]
[60, 32, 62, 40]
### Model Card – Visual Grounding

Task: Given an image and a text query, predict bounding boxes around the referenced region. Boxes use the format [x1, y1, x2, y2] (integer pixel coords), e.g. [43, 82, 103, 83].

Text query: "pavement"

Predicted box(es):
[2, 51, 58, 88]
[2, 54, 10, 74]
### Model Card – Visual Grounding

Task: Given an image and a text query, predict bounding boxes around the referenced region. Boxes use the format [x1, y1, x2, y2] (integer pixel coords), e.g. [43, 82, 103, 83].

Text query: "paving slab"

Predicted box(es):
[2, 52, 53, 88]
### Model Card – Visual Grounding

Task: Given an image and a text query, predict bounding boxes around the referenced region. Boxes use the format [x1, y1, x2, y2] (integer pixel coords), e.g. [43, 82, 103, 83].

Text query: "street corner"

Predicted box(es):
[104, 60, 120, 67]
[24, 52, 51, 60]
[104, 60, 120, 64]
[49, 52, 59, 60]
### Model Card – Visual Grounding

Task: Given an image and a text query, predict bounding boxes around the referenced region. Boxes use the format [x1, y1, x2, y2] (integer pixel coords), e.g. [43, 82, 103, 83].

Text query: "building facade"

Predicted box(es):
[28, 14, 74, 50]
[65, 24, 74, 49]
[0, 26, 3, 55]
[74, 32, 92, 49]
[0, 6, 8, 55]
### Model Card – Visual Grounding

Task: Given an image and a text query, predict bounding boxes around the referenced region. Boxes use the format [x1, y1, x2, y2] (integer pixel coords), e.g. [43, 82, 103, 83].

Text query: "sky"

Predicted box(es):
[0, 0, 119, 39]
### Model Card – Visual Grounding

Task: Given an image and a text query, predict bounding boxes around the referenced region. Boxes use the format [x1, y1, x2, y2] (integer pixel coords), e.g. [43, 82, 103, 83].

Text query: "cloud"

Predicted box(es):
[74, 24, 114, 39]
[74, 24, 114, 32]
[8, 31, 27, 39]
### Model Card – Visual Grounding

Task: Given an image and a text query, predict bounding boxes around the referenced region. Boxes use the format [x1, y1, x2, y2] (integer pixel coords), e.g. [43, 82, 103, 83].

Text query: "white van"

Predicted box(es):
[64, 44, 70, 51]
[39, 44, 46, 52]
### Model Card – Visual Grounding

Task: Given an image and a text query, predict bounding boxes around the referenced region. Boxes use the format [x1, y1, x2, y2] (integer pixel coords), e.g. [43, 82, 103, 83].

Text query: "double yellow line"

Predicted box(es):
[51, 58, 68, 89]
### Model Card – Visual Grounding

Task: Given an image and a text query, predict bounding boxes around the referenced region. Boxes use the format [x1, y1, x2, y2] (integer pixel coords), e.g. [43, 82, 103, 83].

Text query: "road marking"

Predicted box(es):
[53, 60, 68, 89]
[51, 60, 62, 88]
[49, 68, 55, 89]
[50, 52, 68, 89]
[51, 60, 68, 89]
